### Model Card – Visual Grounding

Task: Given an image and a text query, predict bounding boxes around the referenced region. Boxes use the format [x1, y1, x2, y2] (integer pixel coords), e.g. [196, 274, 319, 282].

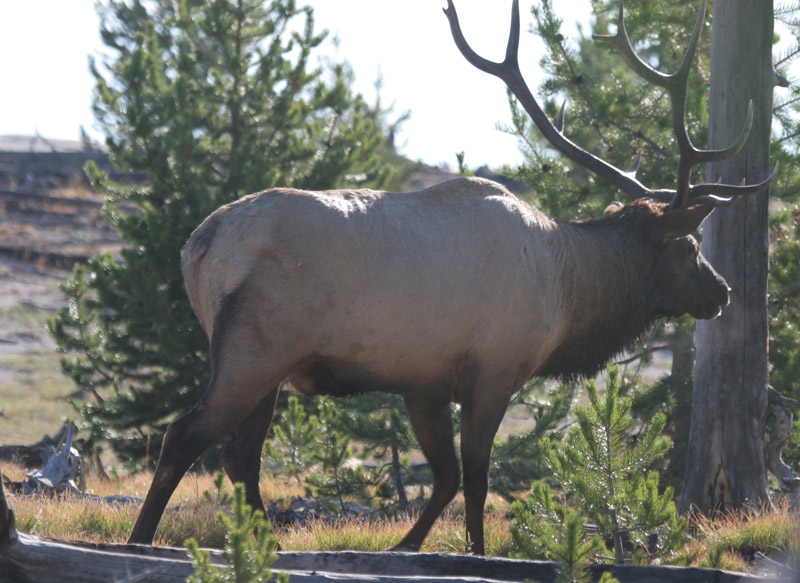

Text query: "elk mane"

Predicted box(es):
[538, 200, 670, 380]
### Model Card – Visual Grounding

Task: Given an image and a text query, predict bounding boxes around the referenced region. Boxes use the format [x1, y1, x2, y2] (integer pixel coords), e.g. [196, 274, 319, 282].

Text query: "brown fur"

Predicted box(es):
[129, 177, 729, 554]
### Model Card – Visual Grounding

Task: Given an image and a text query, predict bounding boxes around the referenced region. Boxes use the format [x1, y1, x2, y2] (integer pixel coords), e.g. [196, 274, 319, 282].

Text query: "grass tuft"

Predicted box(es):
[677, 501, 800, 570]
[278, 515, 401, 551]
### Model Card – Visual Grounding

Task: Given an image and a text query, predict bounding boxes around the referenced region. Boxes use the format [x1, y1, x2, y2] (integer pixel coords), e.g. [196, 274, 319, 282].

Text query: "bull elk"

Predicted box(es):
[128, 0, 775, 554]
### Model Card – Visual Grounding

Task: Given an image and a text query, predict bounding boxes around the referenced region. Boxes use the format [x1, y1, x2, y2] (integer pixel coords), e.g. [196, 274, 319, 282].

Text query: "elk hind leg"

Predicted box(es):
[221, 389, 280, 515]
[389, 396, 459, 552]
[129, 352, 286, 543]
[127, 393, 245, 544]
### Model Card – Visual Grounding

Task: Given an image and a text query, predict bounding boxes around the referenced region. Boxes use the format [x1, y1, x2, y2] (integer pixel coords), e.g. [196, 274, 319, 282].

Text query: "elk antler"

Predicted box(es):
[593, 0, 777, 210]
[443, 0, 777, 210]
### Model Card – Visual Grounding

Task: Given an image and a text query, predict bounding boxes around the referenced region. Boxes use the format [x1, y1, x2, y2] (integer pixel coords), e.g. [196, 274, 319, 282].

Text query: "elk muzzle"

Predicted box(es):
[693, 270, 731, 320]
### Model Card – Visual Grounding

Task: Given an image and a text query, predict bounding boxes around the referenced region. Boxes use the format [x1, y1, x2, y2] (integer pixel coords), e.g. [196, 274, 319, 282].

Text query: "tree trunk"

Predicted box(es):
[391, 441, 409, 510]
[665, 327, 694, 488]
[680, 1, 775, 515]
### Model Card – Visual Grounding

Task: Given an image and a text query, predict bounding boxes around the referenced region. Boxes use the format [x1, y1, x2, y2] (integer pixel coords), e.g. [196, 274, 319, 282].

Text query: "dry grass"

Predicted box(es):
[4, 466, 213, 543]
[3, 465, 215, 545]
[676, 500, 800, 571]
[276, 500, 512, 555]
[2, 462, 514, 553]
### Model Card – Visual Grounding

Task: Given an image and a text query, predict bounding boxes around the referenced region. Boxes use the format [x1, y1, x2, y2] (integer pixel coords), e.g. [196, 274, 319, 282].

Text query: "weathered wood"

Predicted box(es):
[766, 386, 800, 506]
[1, 534, 195, 583]
[0, 425, 66, 469]
[23, 422, 85, 494]
[0, 462, 18, 547]
[271, 552, 776, 583]
[0, 533, 780, 583]
[682, 0, 776, 514]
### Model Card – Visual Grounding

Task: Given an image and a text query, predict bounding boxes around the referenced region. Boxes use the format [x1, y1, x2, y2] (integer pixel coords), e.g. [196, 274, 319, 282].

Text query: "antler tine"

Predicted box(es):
[592, 0, 677, 87]
[556, 101, 566, 133]
[444, 0, 653, 201]
[688, 162, 780, 206]
[595, 0, 708, 210]
[443, 0, 517, 79]
[505, 0, 521, 66]
[626, 151, 642, 177]
[695, 101, 754, 164]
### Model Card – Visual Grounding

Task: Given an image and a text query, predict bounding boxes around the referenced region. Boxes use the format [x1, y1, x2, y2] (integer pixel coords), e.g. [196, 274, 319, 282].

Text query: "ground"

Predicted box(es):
[0, 185, 120, 446]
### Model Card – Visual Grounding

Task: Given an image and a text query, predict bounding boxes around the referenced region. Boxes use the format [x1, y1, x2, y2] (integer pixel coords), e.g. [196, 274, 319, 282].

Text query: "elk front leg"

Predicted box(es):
[389, 396, 459, 552]
[221, 389, 280, 515]
[459, 390, 511, 555]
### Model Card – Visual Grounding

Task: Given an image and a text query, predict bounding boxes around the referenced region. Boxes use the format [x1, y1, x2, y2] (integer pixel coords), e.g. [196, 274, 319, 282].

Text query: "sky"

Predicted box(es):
[0, 1, 591, 169]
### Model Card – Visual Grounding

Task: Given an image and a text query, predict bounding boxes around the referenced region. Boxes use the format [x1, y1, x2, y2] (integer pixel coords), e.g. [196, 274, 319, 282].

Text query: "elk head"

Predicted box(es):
[444, 0, 776, 321]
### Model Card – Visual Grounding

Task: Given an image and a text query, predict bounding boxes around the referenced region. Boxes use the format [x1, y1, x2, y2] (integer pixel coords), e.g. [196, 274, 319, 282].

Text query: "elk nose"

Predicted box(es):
[706, 282, 730, 318]
[697, 279, 730, 320]
[718, 283, 731, 307]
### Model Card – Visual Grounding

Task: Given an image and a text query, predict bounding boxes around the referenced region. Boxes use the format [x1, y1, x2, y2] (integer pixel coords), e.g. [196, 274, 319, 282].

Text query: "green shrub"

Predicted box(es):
[512, 367, 686, 567]
[186, 484, 288, 583]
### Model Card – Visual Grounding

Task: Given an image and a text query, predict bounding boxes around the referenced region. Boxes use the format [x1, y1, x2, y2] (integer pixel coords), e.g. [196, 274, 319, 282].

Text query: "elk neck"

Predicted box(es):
[536, 208, 663, 380]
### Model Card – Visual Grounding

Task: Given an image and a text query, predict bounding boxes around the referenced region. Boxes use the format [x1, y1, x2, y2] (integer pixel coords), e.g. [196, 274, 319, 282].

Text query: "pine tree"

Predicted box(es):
[536, 367, 686, 564]
[510, 482, 605, 583]
[264, 395, 322, 484]
[333, 394, 419, 511]
[766, 211, 800, 470]
[305, 397, 370, 511]
[186, 483, 287, 583]
[48, 0, 392, 465]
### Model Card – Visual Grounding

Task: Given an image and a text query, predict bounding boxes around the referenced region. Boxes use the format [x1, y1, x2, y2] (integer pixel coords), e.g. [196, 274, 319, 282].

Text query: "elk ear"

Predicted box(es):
[650, 204, 714, 242]
[603, 201, 625, 215]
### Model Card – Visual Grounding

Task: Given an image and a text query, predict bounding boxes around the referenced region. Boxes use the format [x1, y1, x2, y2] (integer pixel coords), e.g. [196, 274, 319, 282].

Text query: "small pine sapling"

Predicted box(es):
[511, 482, 605, 583]
[304, 397, 370, 512]
[332, 393, 418, 512]
[516, 367, 686, 565]
[186, 484, 288, 583]
[203, 471, 232, 505]
[264, 395, 322, 484]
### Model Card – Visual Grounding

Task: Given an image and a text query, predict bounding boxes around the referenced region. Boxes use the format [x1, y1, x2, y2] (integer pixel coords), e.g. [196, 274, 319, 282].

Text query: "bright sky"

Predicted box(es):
[0, 1, 591, 169]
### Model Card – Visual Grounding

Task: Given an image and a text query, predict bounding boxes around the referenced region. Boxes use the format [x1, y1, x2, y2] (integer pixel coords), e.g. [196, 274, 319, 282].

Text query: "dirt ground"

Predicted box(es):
[0, 187, 120, 445]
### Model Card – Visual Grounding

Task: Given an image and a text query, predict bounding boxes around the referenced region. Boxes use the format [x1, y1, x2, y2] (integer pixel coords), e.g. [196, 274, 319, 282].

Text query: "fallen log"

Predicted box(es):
[2, 422, 89, 498]
[273, 552, 780, 583]
[0, 536, 784, 583]
[0, 470, 787, 583]
[2, 424, 141, 508]
[0, 425, 67, 469]
[23, 422, 85, 494]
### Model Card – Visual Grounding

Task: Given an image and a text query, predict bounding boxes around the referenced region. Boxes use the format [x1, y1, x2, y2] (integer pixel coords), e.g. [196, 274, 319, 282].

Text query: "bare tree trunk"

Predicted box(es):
[391, 442, 409, 511]
[665, 327, 694, 488]
[680, 1, 776, 515]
